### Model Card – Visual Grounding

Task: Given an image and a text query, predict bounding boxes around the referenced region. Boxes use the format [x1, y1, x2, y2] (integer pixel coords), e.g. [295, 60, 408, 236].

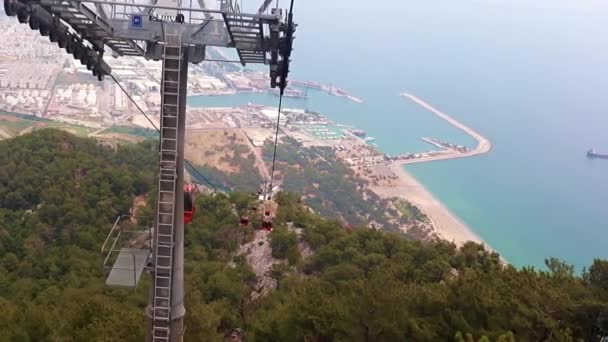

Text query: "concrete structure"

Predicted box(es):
[393, 93, 493, 166]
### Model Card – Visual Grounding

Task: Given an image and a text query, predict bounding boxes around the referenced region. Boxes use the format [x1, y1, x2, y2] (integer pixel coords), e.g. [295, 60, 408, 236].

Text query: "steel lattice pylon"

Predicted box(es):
[3, 0, 296, 340]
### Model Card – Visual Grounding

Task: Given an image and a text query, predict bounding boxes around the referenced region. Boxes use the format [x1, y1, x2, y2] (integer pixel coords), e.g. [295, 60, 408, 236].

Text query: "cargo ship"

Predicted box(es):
[587, 149, 608, 159]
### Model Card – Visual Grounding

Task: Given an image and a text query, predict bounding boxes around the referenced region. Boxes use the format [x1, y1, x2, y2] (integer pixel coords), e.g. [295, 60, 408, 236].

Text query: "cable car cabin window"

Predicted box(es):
[184, 192, 193, 212]
[184, 191, 195, 225]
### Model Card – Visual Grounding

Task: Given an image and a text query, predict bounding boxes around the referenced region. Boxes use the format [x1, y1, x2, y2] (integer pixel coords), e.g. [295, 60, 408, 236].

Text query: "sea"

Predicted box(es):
[189, 0, 608, 271]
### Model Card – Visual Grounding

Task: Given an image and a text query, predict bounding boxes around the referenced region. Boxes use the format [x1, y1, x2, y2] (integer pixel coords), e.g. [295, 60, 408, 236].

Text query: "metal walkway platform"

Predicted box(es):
[105, 248, 151, 288]
[222, 12, 267, 65]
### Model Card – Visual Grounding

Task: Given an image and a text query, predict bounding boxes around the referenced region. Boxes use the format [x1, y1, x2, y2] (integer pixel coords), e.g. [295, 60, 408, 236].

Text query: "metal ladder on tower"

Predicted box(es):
[151, 32, 183, 342]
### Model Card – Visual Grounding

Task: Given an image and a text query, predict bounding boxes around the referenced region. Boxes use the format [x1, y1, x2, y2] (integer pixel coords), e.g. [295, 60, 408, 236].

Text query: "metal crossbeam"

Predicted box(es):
[33, 0, 145, 56]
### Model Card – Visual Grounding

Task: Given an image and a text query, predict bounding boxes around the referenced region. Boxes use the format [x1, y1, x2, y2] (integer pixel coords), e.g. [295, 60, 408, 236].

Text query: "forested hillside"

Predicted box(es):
[1, 130, 607, 341]
[263, 137, 405, 231]
[0, 129, 156, 340]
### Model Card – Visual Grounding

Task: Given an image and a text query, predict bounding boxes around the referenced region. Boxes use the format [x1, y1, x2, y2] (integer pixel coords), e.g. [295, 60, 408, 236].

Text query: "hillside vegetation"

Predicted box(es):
[0, 129, 155, 340]
[185, 130, 263, 192]
[263, 137, 405, 230]
[0, 130, 607, 341]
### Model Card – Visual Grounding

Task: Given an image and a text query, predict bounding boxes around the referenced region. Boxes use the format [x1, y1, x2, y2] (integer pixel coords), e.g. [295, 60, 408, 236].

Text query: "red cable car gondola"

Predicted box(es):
[239, 189, 262, 228]
[261, 220, 273, 231]
[184, 184, 196, 225]
[261, 211, 273, 231]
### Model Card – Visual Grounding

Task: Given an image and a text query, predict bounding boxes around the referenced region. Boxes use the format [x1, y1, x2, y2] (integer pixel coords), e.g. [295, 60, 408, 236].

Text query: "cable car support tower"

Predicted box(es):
[3, 0, 296, 340]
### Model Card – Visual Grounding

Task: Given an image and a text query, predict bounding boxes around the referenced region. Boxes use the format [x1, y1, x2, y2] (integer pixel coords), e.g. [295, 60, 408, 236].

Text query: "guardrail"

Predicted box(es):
[101, 214, 153, 287]
[81, 0, 271, 25]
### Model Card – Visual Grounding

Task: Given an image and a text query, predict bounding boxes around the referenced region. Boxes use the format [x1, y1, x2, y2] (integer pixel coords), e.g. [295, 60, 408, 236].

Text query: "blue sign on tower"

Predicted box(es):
[131, 15, 143, 28]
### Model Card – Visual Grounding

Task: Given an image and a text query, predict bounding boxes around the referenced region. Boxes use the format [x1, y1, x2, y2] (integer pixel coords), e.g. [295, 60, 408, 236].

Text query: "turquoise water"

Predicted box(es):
[190, 0, 608, 270]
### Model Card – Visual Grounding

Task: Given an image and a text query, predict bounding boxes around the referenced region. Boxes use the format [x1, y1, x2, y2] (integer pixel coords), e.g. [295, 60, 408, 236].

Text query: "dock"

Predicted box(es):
[393, 93, 492, 165]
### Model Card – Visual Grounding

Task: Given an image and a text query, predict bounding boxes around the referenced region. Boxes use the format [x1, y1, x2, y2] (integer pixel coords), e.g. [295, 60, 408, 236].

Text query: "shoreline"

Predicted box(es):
[370, 163, 486, 247]
[188, 82, 364, 104]
[180, 95, 491, 249]
[131, 90, 492, 250]
[368, 93, 495, 250]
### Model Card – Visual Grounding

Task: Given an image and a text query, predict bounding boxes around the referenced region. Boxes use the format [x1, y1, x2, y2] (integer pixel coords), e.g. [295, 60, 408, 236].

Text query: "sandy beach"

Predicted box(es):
[371, 163, 486, 247]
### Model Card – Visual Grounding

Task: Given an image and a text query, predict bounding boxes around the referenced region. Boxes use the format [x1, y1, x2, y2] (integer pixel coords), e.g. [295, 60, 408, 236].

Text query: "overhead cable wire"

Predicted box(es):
[267, 0, 296, 198]
[109, 73, 219, 193]
[267, 93, 283, 198]
[110, 73, 159, 131]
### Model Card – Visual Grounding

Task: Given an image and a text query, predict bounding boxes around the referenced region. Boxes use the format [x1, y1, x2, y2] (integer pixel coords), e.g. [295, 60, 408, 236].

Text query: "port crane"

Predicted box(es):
[3, 0, 296, 340]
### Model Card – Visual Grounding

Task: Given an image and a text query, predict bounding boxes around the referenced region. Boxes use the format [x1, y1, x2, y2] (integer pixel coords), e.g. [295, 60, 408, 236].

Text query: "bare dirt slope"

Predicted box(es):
[238, 230, 282, 300]
[185, 129, 250, 173]
[185, 128, 270, 180]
